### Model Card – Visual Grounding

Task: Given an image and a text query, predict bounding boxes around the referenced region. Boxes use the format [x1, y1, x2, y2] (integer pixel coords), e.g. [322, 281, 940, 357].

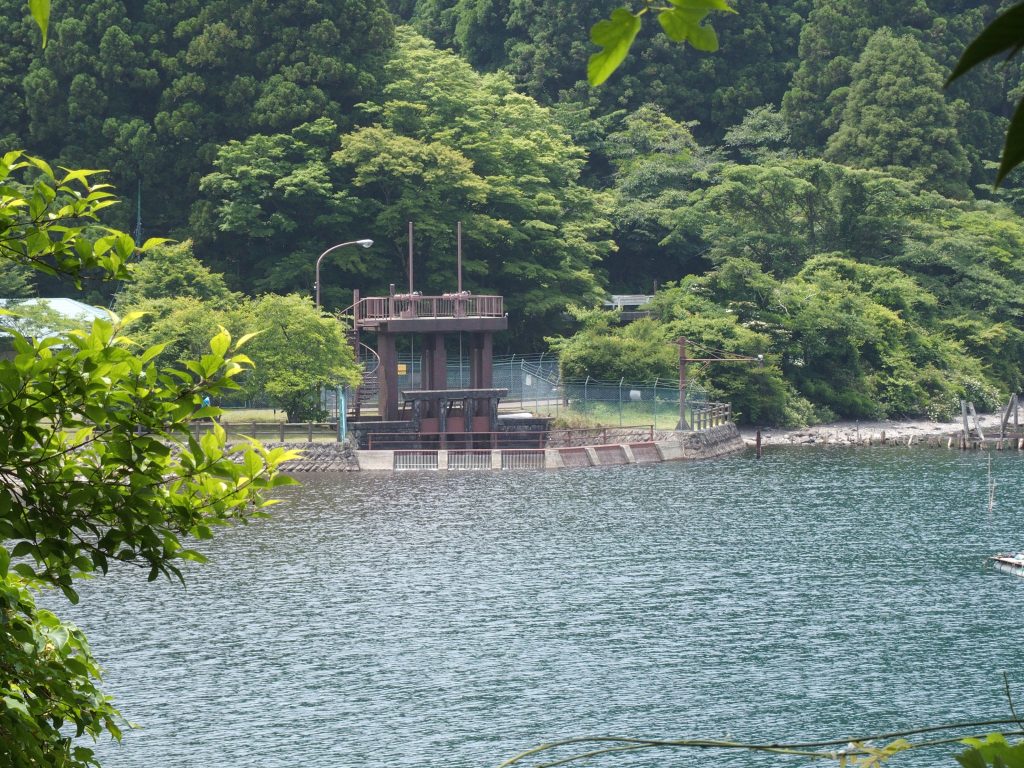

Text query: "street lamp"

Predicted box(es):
[315, 239, 373, 310]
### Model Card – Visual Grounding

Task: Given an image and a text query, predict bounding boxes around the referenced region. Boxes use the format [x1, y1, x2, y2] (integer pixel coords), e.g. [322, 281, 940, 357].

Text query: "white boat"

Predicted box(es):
[988, 553, 1024, 577]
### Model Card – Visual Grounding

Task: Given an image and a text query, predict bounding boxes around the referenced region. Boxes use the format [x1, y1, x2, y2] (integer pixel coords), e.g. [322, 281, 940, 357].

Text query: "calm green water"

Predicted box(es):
[65, 448, 1024, 767]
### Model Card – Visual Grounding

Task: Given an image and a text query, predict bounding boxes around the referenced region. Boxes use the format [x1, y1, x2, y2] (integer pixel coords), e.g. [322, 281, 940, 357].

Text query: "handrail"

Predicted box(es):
[353, 294, 504, 323]
[366, 426, 656, 450]
[357, 341, 381, 375]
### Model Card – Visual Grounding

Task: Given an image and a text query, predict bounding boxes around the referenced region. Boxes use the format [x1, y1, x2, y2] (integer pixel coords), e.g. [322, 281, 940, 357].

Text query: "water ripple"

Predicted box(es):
[57, 448, 1024, 767]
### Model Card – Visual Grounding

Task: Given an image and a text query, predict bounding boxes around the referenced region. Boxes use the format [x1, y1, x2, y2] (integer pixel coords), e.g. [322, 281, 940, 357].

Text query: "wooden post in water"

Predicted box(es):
[961, 400, 970, 446]
[756, 429, 762, 459]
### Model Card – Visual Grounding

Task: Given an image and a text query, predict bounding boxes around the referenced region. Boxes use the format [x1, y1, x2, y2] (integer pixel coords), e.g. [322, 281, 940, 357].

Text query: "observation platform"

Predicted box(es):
[352, 292, 507, 334]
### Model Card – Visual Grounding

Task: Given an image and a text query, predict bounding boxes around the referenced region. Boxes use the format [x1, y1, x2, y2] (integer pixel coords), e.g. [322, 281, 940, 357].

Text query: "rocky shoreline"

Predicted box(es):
[738, 413, 1007, 447]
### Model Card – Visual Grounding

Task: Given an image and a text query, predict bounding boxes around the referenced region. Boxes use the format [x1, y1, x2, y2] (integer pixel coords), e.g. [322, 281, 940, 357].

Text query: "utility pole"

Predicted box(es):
[677, 336, 690, 430]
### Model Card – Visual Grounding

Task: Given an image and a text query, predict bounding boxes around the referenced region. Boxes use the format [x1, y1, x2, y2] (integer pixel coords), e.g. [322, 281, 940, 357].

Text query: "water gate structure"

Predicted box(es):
[348, 288, 551, 451]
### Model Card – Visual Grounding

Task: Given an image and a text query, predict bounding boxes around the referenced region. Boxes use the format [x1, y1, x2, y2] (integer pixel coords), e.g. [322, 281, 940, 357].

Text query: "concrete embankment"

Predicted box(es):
[259, 424, 747, 472]
[355, 423, 746, 472]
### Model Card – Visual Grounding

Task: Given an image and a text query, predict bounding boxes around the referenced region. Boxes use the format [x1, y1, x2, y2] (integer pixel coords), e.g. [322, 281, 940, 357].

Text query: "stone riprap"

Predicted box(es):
[257, 441, 359, 472]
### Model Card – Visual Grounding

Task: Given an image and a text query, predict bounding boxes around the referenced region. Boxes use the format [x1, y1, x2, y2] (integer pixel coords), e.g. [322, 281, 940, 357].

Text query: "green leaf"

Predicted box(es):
[2, 695, 31, 717]
[669, 0, 735, 10]
[47, 625, 70, 649]
[956, 748, 988, 768]
[947, 3, 1024, 84]
[59, 583, 79, 604]
[957, 734, 1024, 768]
[58, 167, 103, 186]
[996, 97, 1024, 187]
[234, 330, 263, 349]
[139, 236, 173, 252]
[587, 8, 642, 87]
[658, 8, 719, 50]
[658, 7, 699, 42]
[688, 24, 719, 51]
[28, 0, 50, 48]
[140, 342, 168, 364]
[210, 328, 231, 357]
[177, 549, 208, 564]
[0, 546, 8, 577]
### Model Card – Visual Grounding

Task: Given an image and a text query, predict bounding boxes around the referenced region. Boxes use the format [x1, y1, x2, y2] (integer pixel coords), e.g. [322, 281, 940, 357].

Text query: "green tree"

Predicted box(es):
[414, 0, 807, 142]
[780, 0, 878, 149]
[0, 260, 34, 297]
[0, 151, 294, 767]
[113, 240, 239, 309]
[15, 0, 161, 234]
[8, 0, 396, 235]
[665, 159, 917, 279]
[149, 0, 394, 230]
[241, 293, 360, 421]
[195, 28, 611, 345]
[336, 29, 611, 344]
[825, 28, 971, 198]
[112, 239, 243, 368]
[645, 278, 797, 425]
[603, 104, 711, 289]
[115, 296, 238, 367]
[548, 307, 678, 381]
[722, 104, 792, 162]
[192, 117, 361, 297]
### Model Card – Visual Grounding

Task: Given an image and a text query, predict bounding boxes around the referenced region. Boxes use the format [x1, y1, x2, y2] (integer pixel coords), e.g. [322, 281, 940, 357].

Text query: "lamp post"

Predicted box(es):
[315, 239, 373, 310]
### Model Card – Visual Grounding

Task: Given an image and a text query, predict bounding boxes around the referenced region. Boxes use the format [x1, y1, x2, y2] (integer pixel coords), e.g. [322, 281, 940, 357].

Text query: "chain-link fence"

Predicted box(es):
[347, 353, 724, 431]
[519, 362, 713, 430]
[232, 352, 728, 431]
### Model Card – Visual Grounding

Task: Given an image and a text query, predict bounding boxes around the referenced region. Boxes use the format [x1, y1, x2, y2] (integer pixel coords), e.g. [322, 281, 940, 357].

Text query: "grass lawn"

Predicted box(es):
[218, 408, 287, 424]
[545, 401, 684, 430]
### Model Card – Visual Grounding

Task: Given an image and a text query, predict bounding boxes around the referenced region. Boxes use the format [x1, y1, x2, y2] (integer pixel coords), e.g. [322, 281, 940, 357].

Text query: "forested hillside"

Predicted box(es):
[3, 0, 1023, 424]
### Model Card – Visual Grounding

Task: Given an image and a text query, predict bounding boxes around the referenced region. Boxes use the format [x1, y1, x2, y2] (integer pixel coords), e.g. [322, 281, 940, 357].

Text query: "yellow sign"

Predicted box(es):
[398, 363, 407, 375]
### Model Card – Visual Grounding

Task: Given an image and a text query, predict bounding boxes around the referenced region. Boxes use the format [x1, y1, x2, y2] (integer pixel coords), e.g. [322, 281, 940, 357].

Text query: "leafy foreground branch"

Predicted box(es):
[499, 722, 1024, 767]
[0, 151, 298, 766]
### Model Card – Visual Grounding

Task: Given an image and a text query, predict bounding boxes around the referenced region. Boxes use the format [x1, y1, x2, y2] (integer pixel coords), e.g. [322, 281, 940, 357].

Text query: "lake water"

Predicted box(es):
[63, 447, 1024, 767]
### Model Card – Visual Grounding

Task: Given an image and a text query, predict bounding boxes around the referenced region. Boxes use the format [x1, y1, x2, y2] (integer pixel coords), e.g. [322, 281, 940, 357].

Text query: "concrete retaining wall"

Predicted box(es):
[353, 423, 745, 471]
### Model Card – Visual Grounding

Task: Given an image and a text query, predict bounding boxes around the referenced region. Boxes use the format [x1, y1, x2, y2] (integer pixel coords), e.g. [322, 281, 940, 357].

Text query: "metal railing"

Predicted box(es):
[448, 450, 493, 470]
[394, 451, 439, 471]
[366, 426, 655, 450]
[355, 294, 504, 324]
[369, 431, 542, 450]
[548, 426, 656, 446]
[501, 449, 546, 470]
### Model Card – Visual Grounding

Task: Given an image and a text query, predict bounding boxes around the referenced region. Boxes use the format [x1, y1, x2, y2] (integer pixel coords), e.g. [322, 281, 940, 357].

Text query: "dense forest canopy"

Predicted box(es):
[3, 0, 1024, 424]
